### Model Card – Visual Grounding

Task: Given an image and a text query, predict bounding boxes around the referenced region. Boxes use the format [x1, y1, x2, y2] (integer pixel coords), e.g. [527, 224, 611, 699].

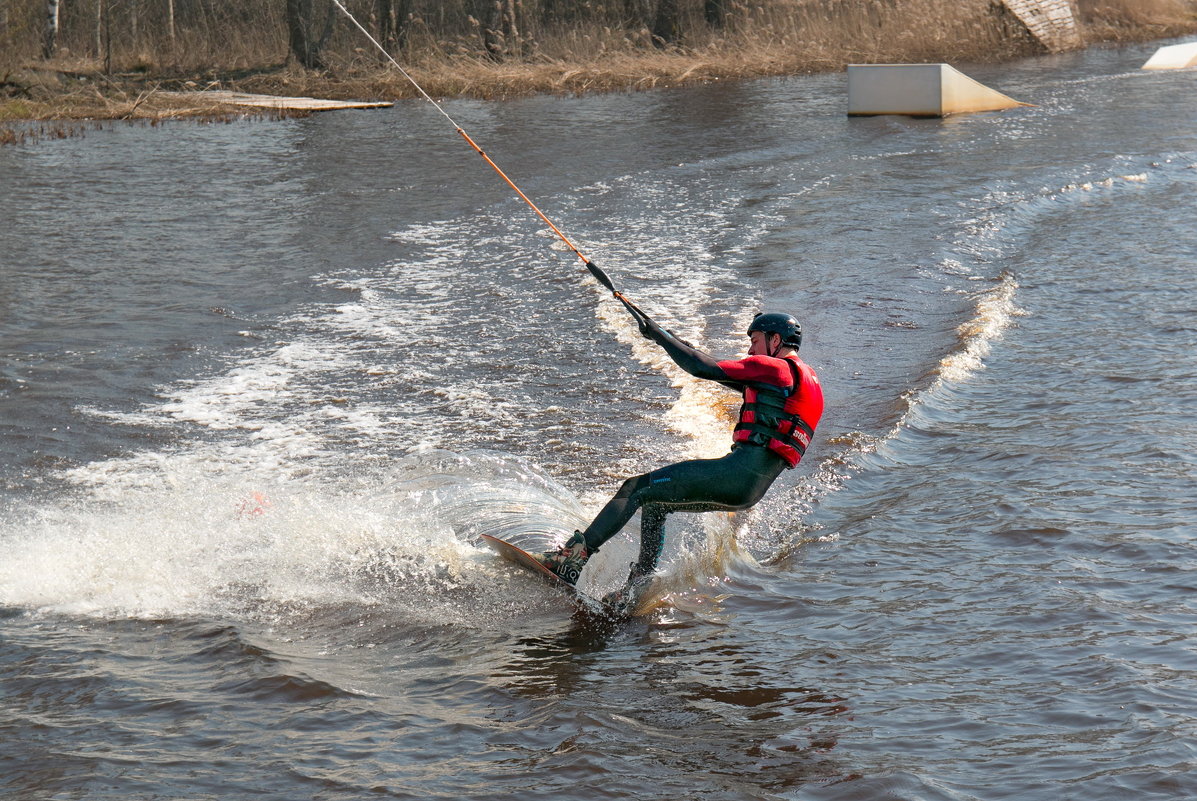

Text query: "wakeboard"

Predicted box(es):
[480, 534, 623, 619]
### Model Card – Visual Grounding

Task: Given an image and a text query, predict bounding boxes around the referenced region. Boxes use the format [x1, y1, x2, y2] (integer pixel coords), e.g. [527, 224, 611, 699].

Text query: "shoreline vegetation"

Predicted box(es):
[1, 0, 1195, 140]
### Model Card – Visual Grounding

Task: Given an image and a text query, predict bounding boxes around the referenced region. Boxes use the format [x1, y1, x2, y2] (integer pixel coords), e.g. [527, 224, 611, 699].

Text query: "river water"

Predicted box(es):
[2, 38, 1195, 800]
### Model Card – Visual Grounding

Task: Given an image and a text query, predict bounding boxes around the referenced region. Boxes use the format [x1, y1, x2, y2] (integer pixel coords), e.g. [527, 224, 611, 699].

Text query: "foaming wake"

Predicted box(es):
[594, 294, 739, 462]
[45, 162, 837, 610]
[922, 165, 1159, 393]
[0, 449, 603, 624]
[936, 271, 1024, 384]
[740, 220, 1027, 558]
[832, 259, 1023, 470]
[784, 168, 1151, 505]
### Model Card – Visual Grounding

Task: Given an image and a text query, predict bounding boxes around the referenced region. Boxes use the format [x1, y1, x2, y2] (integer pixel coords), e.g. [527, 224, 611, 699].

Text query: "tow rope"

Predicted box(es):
[330, 0, 633, 309]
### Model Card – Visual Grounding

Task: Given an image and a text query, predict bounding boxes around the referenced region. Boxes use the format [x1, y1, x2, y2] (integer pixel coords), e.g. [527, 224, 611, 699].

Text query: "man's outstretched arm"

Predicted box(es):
[633, 310, 739, 387]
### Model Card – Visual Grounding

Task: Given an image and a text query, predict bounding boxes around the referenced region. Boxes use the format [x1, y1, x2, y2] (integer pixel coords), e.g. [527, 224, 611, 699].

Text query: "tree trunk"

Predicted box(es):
[704, 0, 725, 27]
[376, 0, 412, 51]
[42, 0, 60, 59]
[95, 0, 103, 58]
[652, 0, 680, 47]
[286, 0, 335, 69]
[103, 0, 112, 73]
[396, 0, 414, 49]
[318, 0, 338, 55]
[542, 0, 577, 25]
[624, 0, 651, 28]
[375, 0, 391, 47]
[287, 0, 315, 68]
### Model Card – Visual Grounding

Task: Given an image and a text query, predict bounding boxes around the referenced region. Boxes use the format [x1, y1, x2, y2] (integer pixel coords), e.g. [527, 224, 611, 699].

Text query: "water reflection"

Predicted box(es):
[490, 614, 851, 794]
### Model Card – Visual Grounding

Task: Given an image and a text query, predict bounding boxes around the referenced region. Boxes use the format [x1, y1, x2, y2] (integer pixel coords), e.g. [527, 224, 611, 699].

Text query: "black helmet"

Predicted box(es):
[748, 312, 802, 349]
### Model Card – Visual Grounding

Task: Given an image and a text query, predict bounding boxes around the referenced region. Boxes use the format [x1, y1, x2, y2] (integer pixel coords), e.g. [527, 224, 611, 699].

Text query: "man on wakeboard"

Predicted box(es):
[532, 310, 823, 608]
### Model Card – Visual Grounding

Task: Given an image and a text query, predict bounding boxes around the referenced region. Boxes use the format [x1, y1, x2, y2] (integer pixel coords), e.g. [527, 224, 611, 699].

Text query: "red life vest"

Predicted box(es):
[730, 355, 823, 468]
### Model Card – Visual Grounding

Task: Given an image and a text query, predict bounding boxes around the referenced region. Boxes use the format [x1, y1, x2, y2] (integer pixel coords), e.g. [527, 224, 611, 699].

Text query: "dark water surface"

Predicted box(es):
[2, 38, 1196, 800]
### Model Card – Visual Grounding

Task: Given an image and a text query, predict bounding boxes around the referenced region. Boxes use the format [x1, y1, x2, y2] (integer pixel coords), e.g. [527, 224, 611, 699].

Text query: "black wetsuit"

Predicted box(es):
[579, 314, 814, 580]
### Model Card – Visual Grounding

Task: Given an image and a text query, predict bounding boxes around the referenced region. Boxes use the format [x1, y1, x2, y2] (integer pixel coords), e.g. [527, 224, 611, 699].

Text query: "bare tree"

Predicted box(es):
[94, 0, 103, 59]
[42, 0, 60, 58]
[375, 0, 404, 50]
[624, 0, 652, 28]
[652, 0, 680, 46]
[372, 0, 386, 45]
[286, 0, 337, 69]
[542, 0, 585, 25]
[704, 0, 726, 27]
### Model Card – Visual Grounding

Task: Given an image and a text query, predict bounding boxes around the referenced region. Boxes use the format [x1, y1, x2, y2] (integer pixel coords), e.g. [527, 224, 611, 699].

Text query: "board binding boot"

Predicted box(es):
[531, 531, 590, 585]
[601, 567, 654, 615]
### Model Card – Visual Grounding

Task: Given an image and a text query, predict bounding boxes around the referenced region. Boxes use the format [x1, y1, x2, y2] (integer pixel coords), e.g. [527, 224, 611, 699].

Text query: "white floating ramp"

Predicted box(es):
[847, 64, 1031, 118]
[170, 91, 392, 111]
[1142, 42, 1197, 70]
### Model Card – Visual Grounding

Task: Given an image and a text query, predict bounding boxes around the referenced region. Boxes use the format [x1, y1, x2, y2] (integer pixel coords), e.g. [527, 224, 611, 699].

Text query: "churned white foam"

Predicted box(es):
[934, 166, 1152, 389]
[937, 272, 1024, 383]
[66, 232, 522, 493]
[663, 381, 737, 459]
[80, 338, 350, 437]
[44, 158, 833, 604]
[1, 450, 590, 622]
[0, 478, 397, 617]
[579, 170, 840, 465]
[1057, 171, 1150, 195]
[594, 292, 733, 460]
[166, 341, 347, 430]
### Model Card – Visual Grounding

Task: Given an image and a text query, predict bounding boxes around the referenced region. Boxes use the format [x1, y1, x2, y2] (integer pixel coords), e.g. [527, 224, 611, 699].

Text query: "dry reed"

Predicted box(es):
[1, 0, 1194, 127]
[1076, 0, 1196, 39]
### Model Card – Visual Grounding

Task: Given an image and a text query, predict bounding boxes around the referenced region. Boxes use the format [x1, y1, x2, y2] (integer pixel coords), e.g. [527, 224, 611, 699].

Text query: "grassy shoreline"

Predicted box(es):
[2, 7, 1195, 137]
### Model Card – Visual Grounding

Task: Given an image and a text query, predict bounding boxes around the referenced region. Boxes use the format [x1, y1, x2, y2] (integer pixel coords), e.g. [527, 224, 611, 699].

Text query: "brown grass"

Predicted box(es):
[1077, 0, 1197, 40]
[217, 0, 1197, 100]
[2, 0, 1195, 133]
[279, 0, 1038, 98]
[0, 72, 308, 123]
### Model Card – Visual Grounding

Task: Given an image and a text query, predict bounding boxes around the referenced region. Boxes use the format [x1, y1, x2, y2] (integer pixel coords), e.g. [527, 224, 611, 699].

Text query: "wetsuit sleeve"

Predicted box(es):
[713, 355, 797, 388]
[636, 312, 736, 385]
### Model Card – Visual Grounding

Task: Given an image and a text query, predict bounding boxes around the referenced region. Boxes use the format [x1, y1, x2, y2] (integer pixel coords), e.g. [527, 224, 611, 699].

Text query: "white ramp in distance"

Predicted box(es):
[1142, 42, 1197, 70]
[848, 63, 1030, 118]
